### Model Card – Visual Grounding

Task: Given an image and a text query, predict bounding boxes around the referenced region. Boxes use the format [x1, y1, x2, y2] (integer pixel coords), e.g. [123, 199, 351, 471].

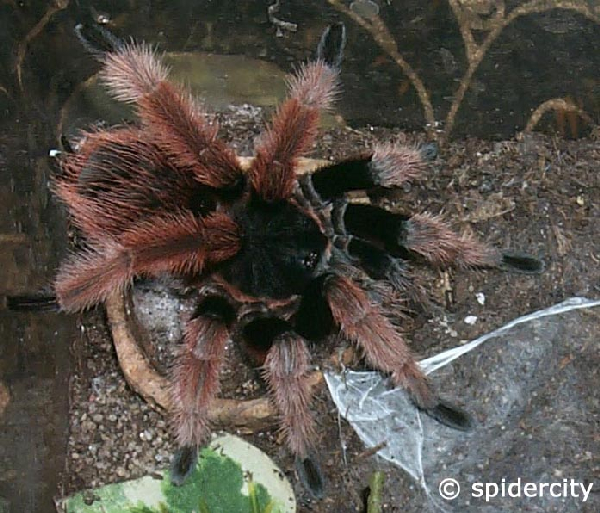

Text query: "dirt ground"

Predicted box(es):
[60, 110, 599, 512]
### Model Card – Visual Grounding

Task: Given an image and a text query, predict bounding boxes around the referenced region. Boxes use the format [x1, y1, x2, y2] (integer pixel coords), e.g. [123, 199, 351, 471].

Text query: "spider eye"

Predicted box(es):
[302, 251, 320, 270]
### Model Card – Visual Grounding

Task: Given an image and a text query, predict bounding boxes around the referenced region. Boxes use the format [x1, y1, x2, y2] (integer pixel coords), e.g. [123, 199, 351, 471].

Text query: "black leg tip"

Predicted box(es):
[501, 252, 545, 274]
[296, 454, 326, 499]
[424, 400, 473, 431]
[74, 22, 122, 58]
[5, 294, 59, 312]
[170, 445, 198, 486]
[316, 23, 346, 69]
[60, 134, 75, 154]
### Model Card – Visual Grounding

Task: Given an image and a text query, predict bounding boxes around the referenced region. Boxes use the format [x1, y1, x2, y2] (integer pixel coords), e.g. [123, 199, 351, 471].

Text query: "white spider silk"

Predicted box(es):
[325, 297, 600, 512]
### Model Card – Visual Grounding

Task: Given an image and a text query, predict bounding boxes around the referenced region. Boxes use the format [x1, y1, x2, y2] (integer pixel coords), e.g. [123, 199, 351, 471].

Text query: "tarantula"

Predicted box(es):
[53, 24, 542, 496]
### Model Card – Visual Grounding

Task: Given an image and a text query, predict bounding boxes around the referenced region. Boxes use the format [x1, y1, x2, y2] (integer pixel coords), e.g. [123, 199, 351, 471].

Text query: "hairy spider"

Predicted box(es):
[53, 24, 542, 496]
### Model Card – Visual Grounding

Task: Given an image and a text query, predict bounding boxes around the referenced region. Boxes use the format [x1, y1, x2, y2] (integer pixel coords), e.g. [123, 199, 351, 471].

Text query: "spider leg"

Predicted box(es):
[248, 26, 342, 201]
[264, 333, 322, 496]
[301, 142, 426, 200]
[293, 274, 335, 341]
[170, 296, 235, 485]
[335, 235, 410, 289]
[324, 274, 471, 430]
[340, 204, 544, 272]
[316, 23, 346, 69]
[76, 26, 244, 192]
[263, 332, 316, 459]
[5, 294, 58, 312]
[55, 212, 240, 311]
[333, 235, 431, 308]
[55, 245, 134, 312]
[137, 82, 245, 193]
[56, 128, 218, 238]
[237, 315, 323, 496]
[74, 23, 165, 102]
[74, 23, 123, 58]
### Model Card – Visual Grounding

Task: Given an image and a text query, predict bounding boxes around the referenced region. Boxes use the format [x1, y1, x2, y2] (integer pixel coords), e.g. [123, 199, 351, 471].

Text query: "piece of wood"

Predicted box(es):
[237, 156, 330, 173]
[105, 296, 323, 432]
[105, 290, 299, 432]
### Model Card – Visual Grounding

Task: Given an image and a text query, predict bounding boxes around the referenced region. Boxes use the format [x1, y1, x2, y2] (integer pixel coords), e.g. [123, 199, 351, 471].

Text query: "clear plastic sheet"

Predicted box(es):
[325, 297, 600, 512]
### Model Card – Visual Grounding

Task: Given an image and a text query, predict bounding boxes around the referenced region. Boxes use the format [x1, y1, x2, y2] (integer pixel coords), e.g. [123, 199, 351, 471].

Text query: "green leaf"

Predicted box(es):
[162, 448, 274, 513]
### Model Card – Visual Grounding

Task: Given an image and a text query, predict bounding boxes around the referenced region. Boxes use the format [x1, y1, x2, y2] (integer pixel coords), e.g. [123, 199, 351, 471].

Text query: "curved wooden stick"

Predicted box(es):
[524, 98, 594, 134]
[105, 289, 287, 432]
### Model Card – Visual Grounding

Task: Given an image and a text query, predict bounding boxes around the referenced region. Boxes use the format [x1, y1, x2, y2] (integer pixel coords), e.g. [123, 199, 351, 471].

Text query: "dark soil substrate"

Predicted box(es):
[61, 110, 599, 512]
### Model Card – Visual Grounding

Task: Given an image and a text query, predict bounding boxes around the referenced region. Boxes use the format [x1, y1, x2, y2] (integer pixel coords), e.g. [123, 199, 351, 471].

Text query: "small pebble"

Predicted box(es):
[464, 315, 478, 325]
[420, 142, 439, 161]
